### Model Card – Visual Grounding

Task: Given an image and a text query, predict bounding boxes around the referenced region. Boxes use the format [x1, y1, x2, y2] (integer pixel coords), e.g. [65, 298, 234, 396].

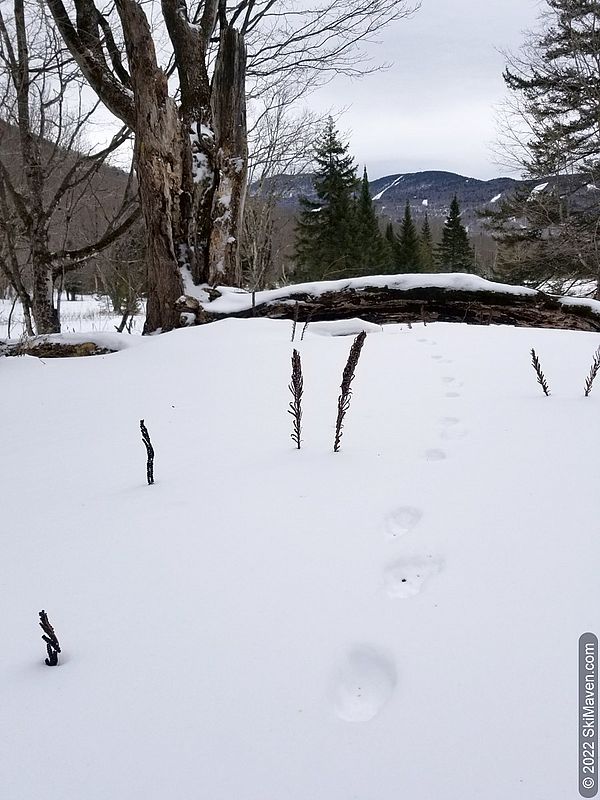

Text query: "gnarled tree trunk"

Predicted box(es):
[116, 0, 185, 333]
[47, 0, 249, 333]
[208, 25, 247, 286]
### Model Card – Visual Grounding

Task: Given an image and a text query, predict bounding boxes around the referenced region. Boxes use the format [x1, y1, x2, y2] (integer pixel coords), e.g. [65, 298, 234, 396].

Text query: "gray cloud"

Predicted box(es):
[308, 0, 542, 179]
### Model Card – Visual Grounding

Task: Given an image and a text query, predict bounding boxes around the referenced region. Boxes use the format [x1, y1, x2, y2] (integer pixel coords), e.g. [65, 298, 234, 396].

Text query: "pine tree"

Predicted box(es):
[419, 213, 434, 272]
[294, 118, 358, 280]
[396, 201, 421, 272]
[504, 0, 600, 177]
[353, 168, 388, 274]
[502, 0, 600, 295]
[478, 181, 585, 285]
[384, 221, 398, 272]
[435, 196, 475, 272]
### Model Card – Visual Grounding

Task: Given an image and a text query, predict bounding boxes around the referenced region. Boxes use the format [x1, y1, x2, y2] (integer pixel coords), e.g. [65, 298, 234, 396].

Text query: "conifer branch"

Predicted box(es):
[288, 349, 303, 449]
[39, 610, 61, 666]
[334, 331, 367, 452]
[584, 346, 600, 397]
[140, 419, 155, 484]
[530, 348, 550, 396]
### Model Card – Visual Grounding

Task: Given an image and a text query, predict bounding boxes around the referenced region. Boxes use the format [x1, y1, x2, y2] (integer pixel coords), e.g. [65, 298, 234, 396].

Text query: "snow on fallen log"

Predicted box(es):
[190, 272, 600, 332]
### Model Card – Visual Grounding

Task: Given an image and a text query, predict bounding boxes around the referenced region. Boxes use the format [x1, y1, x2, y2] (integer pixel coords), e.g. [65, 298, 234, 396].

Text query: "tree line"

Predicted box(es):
[1, 0, 599, 334]
[0, 0, 417, 334]
[481, 0, 600, 295]
[294, 118, 475, 281]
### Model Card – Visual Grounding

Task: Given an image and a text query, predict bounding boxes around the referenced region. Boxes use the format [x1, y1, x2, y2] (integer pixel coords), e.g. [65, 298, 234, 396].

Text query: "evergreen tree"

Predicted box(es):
[504, 0, 600, 177]
[294, 118, 358, 280]
[435, 196, 475, 271]
[502, 0, 600, 294]
[478, 181, 590, 285]
[396, 201, 421, 271]
[384, 221, 398, 271]
[353, 168, 388, 274]
[419, 214, 434, 272]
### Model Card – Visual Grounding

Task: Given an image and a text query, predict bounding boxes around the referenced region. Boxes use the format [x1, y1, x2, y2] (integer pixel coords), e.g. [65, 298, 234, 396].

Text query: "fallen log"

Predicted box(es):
[198, 283, 600, 333]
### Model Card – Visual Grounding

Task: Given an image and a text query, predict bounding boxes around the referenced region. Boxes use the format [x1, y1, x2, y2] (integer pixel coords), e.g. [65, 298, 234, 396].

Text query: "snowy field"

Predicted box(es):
[0, 296, 144, 338]
[2, 316, 599, 799]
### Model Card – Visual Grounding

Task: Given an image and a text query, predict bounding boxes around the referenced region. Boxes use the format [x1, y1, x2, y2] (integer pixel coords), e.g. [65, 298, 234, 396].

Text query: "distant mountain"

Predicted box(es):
[369, 171, 520, 224]
[251, 169, 525, 232]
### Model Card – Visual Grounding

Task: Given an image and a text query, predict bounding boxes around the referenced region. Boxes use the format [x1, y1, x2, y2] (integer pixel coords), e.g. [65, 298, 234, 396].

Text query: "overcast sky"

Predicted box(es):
[309, 0, 543, 181]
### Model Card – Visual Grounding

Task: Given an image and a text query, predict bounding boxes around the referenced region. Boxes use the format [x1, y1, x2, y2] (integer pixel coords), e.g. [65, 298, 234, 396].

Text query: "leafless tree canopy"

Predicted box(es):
[44, 0, 417, 332]
[0, 0, 138, 333]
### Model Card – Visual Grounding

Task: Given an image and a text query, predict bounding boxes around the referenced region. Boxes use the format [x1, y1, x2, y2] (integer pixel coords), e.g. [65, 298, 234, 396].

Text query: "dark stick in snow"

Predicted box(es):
[291, 300, 299, 342]
[584, 346, 600, 396]
[39, 610, 61, 666]
[530, 348, 551, 396]
[140, 419, 155, 484]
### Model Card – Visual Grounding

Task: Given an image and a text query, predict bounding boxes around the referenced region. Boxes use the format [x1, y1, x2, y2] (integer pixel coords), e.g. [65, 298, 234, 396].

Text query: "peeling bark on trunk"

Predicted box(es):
[48, 0, 248, 331]
[116, 0, 185, 333]
[208, 26, 248, 286]
[31, 246, 59, 334]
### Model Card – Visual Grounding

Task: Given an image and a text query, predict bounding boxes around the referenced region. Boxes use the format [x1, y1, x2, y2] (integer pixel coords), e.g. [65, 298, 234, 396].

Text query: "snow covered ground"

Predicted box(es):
[2, 316, 599, 799]
[0, 296, 144, 338]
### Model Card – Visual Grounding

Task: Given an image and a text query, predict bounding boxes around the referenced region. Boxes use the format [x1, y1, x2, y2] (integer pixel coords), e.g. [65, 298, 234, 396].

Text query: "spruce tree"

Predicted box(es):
[384, 221, 398, 272]
[294, 118, 358, 281]
[353, 168, 388, 274]
[435, 196, 475, 272]
[502, 0, 600, 294]
[396, 201, 421, 272]
[419, 213, 434, 272]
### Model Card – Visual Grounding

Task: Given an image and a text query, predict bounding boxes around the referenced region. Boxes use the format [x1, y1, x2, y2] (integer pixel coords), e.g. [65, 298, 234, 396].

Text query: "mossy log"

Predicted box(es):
[1, 340, 114, 358]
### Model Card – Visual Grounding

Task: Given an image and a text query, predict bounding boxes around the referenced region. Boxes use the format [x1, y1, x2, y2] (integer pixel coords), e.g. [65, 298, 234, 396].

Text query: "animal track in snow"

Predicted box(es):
[425, 448, 446, 461]
[332, 647, 396, 722]
[445, 391, 461, 398]
[383, 506, 423, 539]
[440, 416, 460, 427]
[442, 376, 455, 384]
[439, 416, 468, 440]
[383, 556, 443, 599]
[431, 354, 443, 360]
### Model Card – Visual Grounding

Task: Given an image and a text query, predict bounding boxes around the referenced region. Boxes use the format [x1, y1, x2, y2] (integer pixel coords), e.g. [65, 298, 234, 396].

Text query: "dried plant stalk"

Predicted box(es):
[584, 346, 600, 396]
[530, 348, 550, 396]
[140, 419, 155, 484]
[288, 349, 303, 449]
[39, 610, 61, 666]
[291, 300, 299, 342]
[300, 309, 315, 341]
[334, 331, 367, 452]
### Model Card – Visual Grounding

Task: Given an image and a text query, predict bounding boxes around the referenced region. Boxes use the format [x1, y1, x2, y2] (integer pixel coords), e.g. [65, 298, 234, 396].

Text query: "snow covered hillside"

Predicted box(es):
[2, 318, 598, 799]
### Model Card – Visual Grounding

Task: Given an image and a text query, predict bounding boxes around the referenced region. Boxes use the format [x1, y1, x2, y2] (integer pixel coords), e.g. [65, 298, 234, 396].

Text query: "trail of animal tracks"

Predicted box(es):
[2, 318, 599, 799]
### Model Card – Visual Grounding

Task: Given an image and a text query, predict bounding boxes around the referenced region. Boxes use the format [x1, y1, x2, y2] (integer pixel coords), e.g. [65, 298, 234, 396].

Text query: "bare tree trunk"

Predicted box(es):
[46, 0, 414, 331]
[116, 0, 185, 332]
[209, 25, 247, 285]
[32, 248, 59, 333]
